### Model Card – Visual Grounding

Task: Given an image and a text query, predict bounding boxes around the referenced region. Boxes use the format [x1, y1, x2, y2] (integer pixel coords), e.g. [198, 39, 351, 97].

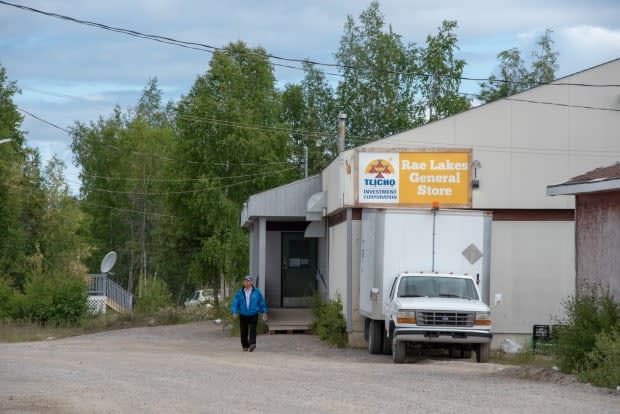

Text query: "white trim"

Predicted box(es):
[546, 178, 620, 196]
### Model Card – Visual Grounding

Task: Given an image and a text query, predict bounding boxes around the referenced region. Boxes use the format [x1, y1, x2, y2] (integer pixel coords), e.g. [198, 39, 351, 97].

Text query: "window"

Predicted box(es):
[397, 277, 479, 300]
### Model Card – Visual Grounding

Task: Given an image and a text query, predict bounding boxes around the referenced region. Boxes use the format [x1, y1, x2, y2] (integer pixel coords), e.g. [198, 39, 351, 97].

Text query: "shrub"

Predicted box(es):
[552, 283, 620, 375]
[311, 293, 347, 348]
[0, 278, 16, 318]
[9, 274, 88, 326]
[136, 278, 172, 314]
[578, 327, 620, 388]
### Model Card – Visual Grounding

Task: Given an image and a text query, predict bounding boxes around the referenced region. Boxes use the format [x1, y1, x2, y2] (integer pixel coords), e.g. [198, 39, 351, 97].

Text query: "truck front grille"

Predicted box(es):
[417, 311, 474, 327]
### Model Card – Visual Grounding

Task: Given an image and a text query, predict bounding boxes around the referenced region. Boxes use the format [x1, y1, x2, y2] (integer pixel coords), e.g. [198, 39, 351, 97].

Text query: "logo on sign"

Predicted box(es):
[363, 159, 396, 187]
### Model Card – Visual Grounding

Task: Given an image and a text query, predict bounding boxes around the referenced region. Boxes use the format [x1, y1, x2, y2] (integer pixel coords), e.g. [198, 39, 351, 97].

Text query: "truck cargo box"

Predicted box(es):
[360, 208, 491, 320]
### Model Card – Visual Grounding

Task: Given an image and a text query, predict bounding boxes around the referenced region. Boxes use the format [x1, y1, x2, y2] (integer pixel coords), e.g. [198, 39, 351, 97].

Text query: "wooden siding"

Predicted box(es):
[575, 192, 620, 299]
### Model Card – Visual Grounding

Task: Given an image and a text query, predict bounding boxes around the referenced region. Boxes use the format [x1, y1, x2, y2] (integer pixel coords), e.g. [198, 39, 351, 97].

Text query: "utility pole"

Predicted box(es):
[303, 145, 308, 178]
[338, 112, 347, 153]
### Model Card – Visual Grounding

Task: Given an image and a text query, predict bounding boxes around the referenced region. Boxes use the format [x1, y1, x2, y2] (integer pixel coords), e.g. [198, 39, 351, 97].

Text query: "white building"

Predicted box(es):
[241, 58, 620, 348]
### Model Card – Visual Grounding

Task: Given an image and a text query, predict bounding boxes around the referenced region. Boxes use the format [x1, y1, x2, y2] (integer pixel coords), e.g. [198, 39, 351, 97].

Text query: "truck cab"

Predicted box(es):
[385, 272, 492, 363]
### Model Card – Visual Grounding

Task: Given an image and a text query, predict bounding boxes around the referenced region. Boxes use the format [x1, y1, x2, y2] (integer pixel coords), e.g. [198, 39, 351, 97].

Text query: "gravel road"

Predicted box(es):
[1, 322, 618, 413]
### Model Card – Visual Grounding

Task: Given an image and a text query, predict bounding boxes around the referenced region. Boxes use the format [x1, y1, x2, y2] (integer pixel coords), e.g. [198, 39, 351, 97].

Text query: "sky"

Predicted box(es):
[1, 0, 619, 193]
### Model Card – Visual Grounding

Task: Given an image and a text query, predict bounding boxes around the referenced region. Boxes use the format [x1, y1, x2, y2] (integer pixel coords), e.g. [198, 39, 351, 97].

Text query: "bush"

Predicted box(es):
[578, 327, 620, 388]
[0, 278, 16, 318]
[9, 274, 88, 326]
[135, 278, 172, 314]
[552, 283, 620, 376]
[311, 293, 347, 348]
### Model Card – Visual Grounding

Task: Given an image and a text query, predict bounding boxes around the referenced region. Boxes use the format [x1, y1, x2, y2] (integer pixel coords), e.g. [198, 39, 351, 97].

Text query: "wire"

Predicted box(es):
[505, 97, 620, 112]
[17, 107, 72, 133]
[72, 168, 296, 183]
[21, 86, 110, 104]
[76, 166, 299, 195]
[378, 136, 620, 157]
[3, 0, 619, 88]
[79, 200, 178, 218]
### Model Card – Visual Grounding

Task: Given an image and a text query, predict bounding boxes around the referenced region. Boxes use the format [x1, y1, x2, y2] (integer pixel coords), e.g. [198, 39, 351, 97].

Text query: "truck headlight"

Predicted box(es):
[475, 311, 492, 326]
[396, 310, 417, 324]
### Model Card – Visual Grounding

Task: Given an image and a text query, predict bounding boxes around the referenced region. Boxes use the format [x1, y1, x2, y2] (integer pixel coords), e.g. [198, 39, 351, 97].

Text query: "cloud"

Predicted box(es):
[556, 25, 620, 75]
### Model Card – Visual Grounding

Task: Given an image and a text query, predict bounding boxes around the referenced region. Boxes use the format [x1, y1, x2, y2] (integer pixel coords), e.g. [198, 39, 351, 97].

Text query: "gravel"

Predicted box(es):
[1, 321, 618, 414]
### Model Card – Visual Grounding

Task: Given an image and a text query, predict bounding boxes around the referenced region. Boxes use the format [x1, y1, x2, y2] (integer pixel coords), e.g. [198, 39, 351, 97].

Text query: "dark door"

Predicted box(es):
[281, 232, 317, 307]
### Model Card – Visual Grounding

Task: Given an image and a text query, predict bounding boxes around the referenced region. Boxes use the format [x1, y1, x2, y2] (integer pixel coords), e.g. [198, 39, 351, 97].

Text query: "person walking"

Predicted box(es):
[230, 275, 268, 352]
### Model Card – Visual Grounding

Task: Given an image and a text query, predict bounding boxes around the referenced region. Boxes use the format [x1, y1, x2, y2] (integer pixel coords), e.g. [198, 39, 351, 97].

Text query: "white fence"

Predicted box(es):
[88, 274, 133, 313]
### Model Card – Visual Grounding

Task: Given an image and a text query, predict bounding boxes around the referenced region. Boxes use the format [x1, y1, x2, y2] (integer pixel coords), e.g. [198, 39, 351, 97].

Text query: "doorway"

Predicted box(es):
[281, 232, 317, 307]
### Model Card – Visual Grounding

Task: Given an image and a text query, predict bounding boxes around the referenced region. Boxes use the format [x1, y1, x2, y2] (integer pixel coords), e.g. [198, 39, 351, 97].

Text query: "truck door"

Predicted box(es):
[385, 276, 399, 334]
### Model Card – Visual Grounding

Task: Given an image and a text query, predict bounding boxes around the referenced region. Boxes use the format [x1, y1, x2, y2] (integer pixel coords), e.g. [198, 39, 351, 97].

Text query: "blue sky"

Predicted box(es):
[1, 0, 619, 192]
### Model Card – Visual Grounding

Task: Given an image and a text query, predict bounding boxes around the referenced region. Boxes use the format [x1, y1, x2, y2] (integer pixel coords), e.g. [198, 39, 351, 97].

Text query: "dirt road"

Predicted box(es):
[1, 322, 617, 413]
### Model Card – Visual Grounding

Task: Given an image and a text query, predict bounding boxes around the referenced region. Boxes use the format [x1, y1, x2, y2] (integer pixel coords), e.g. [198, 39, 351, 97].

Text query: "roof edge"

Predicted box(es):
[546, 178, 620, 196]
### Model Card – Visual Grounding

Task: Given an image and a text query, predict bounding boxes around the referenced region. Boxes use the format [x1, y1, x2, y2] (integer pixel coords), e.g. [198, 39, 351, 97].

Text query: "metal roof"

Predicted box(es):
[546, 162, 620, 196]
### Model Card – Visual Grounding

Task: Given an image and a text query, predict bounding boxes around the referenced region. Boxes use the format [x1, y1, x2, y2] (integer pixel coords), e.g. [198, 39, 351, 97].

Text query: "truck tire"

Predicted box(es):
[368, 319, 383, 354]
[382, 330, 392, 355]
[392, 340, 406, 363]
[476, 343, 490, 363]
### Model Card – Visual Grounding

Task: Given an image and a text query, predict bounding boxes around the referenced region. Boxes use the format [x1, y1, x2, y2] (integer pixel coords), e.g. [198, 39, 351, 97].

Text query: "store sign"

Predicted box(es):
[357, 150, 471, 207]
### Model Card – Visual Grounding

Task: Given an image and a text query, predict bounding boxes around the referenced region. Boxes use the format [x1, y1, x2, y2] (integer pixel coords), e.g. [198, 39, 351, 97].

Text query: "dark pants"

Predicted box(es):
[239, 314, 258, 349]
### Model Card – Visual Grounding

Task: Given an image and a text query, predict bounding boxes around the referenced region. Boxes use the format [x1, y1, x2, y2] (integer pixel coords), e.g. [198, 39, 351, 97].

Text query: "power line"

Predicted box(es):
[72, 169, 296, 183]
[19, 95, 620, 166]
[17, 107, 71, 133]
[76, 166, 298, 196]
[3, 0, 620, 88]
[21, 86, 110, 104]
[505, 97, 620, 112]
[79, 200, 178, 219]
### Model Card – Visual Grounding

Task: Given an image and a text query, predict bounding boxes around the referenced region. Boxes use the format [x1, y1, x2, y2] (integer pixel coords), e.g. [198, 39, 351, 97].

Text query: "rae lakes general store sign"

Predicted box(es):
[356, 149, 472, 208]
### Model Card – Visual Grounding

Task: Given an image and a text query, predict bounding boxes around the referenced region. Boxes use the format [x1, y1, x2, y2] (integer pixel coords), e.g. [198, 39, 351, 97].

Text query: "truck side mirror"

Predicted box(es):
[476, 274, 480, 285]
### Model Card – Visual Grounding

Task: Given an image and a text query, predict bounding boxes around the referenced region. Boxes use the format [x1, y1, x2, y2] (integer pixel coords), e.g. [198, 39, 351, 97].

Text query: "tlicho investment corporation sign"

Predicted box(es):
[357, 150, 472, 208]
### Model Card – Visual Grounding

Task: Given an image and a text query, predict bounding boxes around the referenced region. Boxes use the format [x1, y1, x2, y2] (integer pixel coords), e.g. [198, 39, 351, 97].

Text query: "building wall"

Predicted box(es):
[576, 192, 620, 299]
[490, 220, 575, 346]
[354, 60, 620, 210]
[328, 222, 348, 305]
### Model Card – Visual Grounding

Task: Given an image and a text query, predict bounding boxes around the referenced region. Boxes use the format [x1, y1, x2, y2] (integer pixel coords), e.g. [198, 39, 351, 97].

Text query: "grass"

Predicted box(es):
[491, 349, 556, 368]
[0, 303, 229, 343]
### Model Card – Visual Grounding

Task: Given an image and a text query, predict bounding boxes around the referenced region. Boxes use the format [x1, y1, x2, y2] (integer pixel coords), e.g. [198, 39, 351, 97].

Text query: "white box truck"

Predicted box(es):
[360, 208, 493, 363]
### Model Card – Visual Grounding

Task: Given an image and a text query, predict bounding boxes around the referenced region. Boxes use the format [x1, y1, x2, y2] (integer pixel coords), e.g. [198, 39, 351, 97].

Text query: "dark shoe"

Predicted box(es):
[249, 344, 256, 352]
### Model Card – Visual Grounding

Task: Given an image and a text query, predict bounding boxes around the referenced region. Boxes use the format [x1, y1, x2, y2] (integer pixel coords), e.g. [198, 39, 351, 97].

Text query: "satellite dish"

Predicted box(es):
[100, 251, 117, 274]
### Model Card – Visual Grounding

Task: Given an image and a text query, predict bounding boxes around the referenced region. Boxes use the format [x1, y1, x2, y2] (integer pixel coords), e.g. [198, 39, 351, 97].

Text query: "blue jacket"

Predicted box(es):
[231, 287, 268, 317]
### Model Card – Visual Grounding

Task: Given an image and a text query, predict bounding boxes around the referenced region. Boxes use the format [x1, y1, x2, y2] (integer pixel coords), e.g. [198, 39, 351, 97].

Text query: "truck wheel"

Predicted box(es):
[382, 331, 392, 355]
[392, 340, 406, 363]
[368, 319, 383, 354]
[476, 343, 490, 363]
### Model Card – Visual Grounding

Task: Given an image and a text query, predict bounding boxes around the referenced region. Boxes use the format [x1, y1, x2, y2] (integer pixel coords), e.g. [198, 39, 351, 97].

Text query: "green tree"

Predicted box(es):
[0, 66, 49, 290]
[71, 78, 174, 297]
[281, 61, 338, 175]
[417, 20, 471, 122]
[478, 48, 529, 103]
[529, 29, 559, 85]
[169, 41, 295, 298]
[335, 1, 418, 146]
[479, 29, 559, 103]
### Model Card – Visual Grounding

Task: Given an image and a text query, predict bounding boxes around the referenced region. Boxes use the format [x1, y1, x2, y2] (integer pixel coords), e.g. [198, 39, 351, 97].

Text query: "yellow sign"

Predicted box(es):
[399, 152, 470, 205]
[357, 150, 471, 207]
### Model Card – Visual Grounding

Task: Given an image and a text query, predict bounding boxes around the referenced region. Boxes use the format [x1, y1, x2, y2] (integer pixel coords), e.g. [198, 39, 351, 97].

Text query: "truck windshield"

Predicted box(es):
[397, 276, 479, 300]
